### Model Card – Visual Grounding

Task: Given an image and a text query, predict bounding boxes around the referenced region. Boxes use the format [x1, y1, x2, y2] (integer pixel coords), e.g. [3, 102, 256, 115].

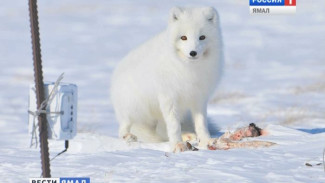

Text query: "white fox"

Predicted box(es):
[111, 6, 223, 152]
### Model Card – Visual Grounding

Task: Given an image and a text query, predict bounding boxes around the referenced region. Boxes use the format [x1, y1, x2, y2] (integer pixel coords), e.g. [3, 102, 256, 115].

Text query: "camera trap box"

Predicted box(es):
[28, 82, 78, 140]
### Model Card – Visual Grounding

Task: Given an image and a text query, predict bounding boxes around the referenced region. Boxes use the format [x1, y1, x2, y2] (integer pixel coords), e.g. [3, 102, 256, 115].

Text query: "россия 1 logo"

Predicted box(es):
[250, 0, 296, 15]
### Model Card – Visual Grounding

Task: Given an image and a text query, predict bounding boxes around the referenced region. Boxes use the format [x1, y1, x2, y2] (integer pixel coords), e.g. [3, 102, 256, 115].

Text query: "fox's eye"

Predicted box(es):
[199, 35, 206, 40]
[180, 36, 187, 41]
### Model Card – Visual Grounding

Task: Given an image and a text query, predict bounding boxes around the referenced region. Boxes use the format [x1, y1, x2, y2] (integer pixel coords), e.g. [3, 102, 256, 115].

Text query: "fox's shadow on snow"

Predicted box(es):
[207, 117, 223, 137]
[297, 128, 325, 134]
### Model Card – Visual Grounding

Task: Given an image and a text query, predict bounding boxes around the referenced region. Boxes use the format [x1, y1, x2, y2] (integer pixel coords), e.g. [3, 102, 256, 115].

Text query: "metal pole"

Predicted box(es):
[28, 0, 51, 177]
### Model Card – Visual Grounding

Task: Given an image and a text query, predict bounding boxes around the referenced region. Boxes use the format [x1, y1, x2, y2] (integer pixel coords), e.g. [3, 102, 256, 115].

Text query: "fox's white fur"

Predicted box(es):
[111, 6, 223, 152]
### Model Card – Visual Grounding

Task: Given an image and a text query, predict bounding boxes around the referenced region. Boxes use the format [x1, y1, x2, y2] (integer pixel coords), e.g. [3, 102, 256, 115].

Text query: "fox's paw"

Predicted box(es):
[122, 133, 137, 143]
[173, 142, 191, 153]
[198, 138, 219, 150]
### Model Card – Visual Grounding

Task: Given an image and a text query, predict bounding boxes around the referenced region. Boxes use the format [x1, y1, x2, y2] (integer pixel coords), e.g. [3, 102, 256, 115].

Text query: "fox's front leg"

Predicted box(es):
[192, 104, 215, 149]
[159, 96, 189, 153]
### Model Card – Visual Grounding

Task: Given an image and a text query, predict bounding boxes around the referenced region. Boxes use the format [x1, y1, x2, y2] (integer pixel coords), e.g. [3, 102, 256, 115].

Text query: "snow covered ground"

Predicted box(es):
[1, 0, 325, 182]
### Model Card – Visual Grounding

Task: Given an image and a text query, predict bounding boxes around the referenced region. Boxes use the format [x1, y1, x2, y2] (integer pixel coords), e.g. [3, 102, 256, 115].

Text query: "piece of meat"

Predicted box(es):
[208, 123, 275, 150]
[226, 123, 264, 141]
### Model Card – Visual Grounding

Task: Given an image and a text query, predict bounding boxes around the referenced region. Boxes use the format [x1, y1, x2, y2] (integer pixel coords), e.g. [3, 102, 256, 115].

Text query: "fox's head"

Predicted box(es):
[168, 7, 221, 62]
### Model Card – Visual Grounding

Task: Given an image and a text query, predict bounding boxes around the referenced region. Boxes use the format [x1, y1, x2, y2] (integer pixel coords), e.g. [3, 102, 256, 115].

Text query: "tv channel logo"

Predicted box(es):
[250, 0, 296, 15]
[29, 177, 90, 183]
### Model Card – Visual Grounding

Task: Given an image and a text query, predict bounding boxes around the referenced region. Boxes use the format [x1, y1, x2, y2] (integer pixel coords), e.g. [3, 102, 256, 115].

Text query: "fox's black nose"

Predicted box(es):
[190, 51, 197, 57]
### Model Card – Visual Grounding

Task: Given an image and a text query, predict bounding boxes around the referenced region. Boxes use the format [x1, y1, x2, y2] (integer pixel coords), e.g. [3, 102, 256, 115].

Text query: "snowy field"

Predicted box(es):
[1, 0, 325, 182]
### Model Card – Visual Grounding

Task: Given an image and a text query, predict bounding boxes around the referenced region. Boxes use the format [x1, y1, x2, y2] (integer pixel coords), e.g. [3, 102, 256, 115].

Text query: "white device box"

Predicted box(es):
[28, 82, 77, 140]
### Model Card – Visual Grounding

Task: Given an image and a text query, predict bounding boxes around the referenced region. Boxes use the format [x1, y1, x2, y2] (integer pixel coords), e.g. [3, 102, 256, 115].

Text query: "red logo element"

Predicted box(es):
[285, 0, 296, 6]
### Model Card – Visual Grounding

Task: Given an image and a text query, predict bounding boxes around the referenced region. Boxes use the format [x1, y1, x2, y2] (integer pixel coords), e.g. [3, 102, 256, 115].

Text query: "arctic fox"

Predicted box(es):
[111, 6, 223, 152]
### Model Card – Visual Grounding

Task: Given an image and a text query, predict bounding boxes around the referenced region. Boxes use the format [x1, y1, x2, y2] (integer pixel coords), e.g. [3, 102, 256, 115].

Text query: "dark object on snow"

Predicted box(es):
[249, 123, 262, 137]
[305, 162, 322, 167]
[186, 142, 199, 151]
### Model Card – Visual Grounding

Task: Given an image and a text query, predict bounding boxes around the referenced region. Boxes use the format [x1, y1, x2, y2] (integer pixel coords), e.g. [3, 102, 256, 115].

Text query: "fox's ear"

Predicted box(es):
[203, 7, 219, 24]
[169, 7, 183, 22]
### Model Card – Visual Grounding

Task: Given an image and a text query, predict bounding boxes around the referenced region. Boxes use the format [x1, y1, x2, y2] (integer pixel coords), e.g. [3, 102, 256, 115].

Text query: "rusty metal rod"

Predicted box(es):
[28, 0, 51, 177]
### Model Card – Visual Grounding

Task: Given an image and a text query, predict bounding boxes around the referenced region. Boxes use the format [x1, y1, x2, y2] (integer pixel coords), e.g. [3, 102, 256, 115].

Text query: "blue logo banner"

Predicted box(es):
[250, 0, 285, 6]
[60, 177, 90, 183]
